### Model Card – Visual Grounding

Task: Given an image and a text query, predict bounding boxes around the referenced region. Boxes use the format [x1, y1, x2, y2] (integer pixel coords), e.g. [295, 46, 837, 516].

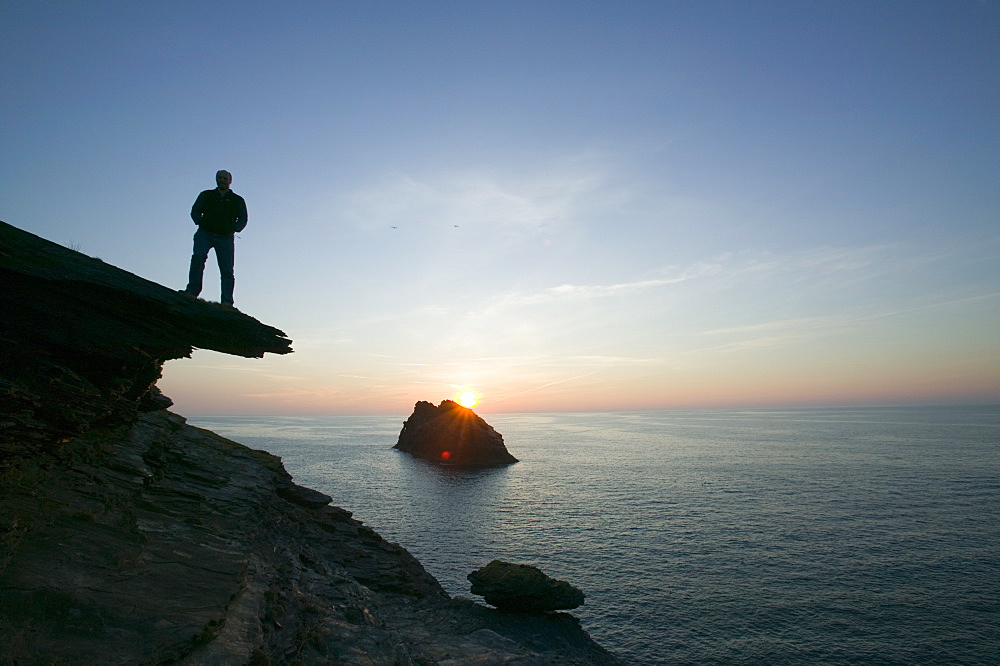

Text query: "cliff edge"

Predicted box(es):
[0, 219, 292, 464]
[0, 222, 621, 664]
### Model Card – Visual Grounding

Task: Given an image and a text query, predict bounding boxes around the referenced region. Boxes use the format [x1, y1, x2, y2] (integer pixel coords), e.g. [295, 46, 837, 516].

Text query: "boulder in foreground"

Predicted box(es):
[468, 560, 586, 612]
[394, 400, 518, 466]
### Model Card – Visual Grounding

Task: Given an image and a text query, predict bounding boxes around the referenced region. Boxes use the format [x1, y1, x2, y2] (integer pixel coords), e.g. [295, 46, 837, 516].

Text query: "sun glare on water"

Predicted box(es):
[456, 391, 480, 408]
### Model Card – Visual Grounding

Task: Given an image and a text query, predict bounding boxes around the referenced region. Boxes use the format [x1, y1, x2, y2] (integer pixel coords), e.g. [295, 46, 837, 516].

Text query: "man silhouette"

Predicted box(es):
[183, 170, 248, 307]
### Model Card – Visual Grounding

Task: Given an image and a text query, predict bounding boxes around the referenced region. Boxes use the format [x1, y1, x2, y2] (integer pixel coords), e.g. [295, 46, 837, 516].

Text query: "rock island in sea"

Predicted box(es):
[395, 399, 519, 466]
[0, 220, 621, 664]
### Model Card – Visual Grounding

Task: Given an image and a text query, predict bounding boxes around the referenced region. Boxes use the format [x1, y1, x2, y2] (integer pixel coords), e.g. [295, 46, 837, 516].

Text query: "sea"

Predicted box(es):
[190, 406, 1000, 664]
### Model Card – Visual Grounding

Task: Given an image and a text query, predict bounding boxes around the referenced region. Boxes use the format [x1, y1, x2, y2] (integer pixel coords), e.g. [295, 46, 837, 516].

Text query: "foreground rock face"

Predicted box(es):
[0, 222, 621, 664]
[469, 561, 586, 612]
[1, 411, 446, 663]
[394, 399, 519, 466]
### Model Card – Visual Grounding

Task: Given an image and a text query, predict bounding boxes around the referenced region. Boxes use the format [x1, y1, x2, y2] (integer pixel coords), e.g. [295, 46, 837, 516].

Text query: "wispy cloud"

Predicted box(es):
[689, 291, 1000, 356]
[340, 164, 606, 236]
[489, 371, 602, 404]
[687, 315, 851, 355]
[485, 261, 722, 309]
[702, 315, 848, 339]
[856, 291, 1000, 321]
[477, 243, 912, 313]
[504, 276, 697, 306]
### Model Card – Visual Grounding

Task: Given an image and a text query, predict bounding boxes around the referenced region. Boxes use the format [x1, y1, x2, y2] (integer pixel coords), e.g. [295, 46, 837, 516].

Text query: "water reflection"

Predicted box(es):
[393, 449, 515, 486]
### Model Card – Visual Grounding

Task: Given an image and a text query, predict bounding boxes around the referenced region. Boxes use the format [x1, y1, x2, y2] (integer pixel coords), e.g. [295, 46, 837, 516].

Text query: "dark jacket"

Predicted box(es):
[191, 188, 248, 235]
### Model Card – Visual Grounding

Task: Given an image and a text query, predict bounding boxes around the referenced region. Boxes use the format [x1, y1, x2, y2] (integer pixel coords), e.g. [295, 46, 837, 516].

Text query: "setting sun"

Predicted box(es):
[456, 391, 480, 408]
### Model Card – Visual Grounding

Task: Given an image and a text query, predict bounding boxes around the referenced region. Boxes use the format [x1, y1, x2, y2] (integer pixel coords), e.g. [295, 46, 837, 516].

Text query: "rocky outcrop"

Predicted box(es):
[469, 561, 586, 612]
[0, 220, 291, 466]
[0, 222, 621, 664]
[394, 399, 519, 466]
[0, 410, 447, 664]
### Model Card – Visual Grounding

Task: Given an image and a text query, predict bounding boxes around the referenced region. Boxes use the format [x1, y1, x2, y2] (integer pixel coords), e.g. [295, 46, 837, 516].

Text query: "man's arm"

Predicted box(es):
[235, 195, 248, 232]
[190, 191, 207, 225]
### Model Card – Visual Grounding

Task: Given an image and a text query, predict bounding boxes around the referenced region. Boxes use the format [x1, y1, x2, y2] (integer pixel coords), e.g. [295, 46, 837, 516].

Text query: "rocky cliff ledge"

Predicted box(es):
[0, 220, 292, 464]
[0, 222, 621, 664]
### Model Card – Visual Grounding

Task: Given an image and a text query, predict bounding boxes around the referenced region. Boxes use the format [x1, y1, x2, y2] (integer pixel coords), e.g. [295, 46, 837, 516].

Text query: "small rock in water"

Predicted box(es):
[468, 560, 585, 612]
[394, 400, 518, 466]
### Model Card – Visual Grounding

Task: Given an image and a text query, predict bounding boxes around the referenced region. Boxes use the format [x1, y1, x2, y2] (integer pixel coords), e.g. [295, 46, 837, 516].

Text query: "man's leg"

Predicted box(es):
[215, 234, 236, 305]
[184, 229, 212, 296]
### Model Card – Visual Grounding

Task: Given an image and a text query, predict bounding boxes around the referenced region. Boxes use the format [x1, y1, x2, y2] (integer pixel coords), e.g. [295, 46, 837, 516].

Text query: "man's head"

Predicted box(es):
[216, 170, 232, 190]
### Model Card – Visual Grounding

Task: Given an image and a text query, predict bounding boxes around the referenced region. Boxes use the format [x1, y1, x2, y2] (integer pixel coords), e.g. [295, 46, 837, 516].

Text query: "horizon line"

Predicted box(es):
[179, 401, 1000, 419]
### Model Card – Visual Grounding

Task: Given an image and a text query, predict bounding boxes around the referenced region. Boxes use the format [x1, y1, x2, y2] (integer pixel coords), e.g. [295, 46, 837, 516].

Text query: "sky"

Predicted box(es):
[2, 1, 998, 415]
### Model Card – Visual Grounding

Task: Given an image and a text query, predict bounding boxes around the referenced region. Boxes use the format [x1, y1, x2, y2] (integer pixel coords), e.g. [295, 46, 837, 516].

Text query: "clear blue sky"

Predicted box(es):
[3, 1, 998, 414]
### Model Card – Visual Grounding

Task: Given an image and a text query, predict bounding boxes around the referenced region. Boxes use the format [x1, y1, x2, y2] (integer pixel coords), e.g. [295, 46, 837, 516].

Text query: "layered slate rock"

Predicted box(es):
[394, 399, 518, 466]
[0, 220, 291, 464]
[469, 560, 586, 612]
[0, 410, 447, 664]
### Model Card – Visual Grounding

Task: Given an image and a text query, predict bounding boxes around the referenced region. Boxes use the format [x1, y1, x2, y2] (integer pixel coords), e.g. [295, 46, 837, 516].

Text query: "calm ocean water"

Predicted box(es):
[191, 406, 1000, 664]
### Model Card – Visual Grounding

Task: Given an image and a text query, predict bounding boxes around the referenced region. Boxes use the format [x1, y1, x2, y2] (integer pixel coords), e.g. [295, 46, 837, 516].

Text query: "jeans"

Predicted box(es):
[185, 229, 235, 304]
